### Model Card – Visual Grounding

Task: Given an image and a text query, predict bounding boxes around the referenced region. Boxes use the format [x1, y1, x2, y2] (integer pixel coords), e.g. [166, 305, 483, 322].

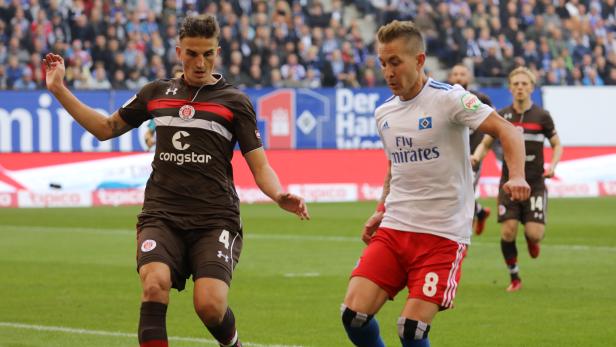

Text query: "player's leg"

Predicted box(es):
[498, 189, 523, 291]
[401, 234, 468, 347]
[524, 222, 544, 258]
[342, 277, 390, 347]
[500, 219, 522, 291]
[137, 219, 187, 347]
[342, 228, 406, 347]
[523, 187, 547, 258]
[474, 200, 491, 235]
[398, 299, 439, 347]
[194, 278, 240, 347]
[472, 165, 490, 236]
[138, 262, 172, 347]
[190, 228, 243, 347]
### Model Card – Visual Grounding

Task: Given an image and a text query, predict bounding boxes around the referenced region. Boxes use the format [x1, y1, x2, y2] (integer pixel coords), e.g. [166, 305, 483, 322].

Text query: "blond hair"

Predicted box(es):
[508, 66, 536, 86]
[376, 20, 425, 54]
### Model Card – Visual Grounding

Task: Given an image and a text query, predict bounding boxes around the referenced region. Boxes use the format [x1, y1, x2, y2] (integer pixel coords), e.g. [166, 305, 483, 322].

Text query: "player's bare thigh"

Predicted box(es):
[401, 298, 440, 324]
[344, 276, 390, 314]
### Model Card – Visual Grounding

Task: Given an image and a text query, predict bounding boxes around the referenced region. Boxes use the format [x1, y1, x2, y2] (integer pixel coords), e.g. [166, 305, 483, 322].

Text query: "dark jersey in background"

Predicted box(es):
[468, 90, 493, 155]
[497, 104, 556, 185]
[119, 75, 262, 231]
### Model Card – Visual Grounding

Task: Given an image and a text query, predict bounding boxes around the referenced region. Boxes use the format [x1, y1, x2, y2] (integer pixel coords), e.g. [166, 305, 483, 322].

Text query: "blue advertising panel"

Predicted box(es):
[1, 87, 536, 152]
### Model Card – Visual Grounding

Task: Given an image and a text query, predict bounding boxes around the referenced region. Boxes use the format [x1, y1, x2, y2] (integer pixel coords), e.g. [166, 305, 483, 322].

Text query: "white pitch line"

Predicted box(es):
[2, 225, 616, 252]
[0, 322, 305, 347]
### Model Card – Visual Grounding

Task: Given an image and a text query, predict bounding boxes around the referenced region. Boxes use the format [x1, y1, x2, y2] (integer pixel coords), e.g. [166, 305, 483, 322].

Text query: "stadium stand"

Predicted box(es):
[1, 0, 615, 90]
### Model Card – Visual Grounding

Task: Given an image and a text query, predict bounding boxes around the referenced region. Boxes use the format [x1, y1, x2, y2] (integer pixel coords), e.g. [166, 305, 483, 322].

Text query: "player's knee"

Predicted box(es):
[194, 300, 226, 326]
[141, 277, 170, 302]
[341, 304, 374, 329]
[397, 317, 430, 340]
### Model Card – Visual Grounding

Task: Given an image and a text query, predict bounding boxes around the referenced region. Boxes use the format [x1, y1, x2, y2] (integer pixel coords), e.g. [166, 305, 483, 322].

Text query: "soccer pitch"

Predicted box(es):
[1, 198, 615, 346]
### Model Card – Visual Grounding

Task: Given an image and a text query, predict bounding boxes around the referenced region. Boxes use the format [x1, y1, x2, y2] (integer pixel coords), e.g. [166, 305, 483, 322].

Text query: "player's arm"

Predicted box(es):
[477, 111, 530, 201]
[471, 134, 494, 168]
[244, 148, 309, 220]
[362, 160, 391, 244]
[44, 53, 132, 140]
[544, 134, 563, 178]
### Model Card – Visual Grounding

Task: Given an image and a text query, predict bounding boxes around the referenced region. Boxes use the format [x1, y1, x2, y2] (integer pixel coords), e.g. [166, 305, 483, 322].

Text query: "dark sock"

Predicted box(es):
[206, 307, 239, 346]
[341, 305, 385, 347]
[501, 239, 520, 281]
[400, 338, 430, 347]
[476, 206, 487, 219]
[138, 301, 168, 347]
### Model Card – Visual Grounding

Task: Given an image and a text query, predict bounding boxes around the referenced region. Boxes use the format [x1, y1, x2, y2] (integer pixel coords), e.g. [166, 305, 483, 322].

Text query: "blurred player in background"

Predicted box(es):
[341, 21, 529, 347]
[448, 64, 493, 235]
[472, 66, 562, 292]
[45, 14, 309, 347]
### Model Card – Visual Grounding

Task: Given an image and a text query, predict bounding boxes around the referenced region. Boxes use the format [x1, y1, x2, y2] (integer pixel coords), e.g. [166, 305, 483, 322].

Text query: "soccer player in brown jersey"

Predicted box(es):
[472, 67, 563, 292]
[448, 64, 493, 235]
[44, 14, 310, 347]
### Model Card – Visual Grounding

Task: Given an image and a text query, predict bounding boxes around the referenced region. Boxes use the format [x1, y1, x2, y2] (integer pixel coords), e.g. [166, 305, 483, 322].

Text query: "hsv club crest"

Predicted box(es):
[179, 104, 196, 120]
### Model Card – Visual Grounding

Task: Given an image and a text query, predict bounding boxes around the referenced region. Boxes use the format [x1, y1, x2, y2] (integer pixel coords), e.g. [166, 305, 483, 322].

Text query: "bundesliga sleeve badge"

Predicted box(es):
[461, 93, 481, 111]
[179, 104, 196, 120]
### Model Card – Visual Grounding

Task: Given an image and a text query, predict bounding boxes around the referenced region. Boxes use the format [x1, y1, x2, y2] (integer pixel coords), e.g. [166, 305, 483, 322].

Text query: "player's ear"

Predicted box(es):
[416, 52, 426, 69]
[175, 45, 182, 60]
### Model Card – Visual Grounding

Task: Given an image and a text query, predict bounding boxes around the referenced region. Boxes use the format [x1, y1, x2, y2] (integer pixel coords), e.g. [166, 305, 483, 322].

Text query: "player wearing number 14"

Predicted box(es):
[472, 67, 563, 292]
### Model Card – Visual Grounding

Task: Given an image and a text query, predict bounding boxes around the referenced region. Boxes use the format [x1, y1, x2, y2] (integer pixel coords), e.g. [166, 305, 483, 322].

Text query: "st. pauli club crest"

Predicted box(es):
[179, 104, 196, 120]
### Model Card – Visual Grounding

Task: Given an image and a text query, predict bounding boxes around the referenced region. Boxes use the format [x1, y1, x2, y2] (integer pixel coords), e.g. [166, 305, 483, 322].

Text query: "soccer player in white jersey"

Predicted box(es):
[340, 21, 530, 347]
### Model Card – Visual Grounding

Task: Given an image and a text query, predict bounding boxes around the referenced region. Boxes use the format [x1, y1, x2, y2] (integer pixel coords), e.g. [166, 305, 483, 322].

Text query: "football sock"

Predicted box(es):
[398, 317, 430, 347]
[476, 205, 487, 219]
[341, 304, 386, 347]
[501, 239, 520, 281]
[138, 301, 168, 347]
[400, 338, 430, 347]
[206, 307, 239, 347]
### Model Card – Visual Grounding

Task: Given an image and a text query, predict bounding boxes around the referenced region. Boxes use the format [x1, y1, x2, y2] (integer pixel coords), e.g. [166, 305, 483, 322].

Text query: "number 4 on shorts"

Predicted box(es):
[219, 230, 230, 249]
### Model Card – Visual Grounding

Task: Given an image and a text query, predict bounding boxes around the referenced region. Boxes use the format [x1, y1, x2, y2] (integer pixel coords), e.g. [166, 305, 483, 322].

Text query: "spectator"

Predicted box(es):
[90, 62, 112, 89]
[125, 68, 148, 90]
[13, 67, 37, 90]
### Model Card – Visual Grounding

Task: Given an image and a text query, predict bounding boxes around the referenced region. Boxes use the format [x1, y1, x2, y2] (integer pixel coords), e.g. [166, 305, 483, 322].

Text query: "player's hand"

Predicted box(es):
[543, 166, 555, 178]
[43, 53, 66, 94]
[276, 192, 310, 220]
[502, 177, 530, 201]
[144, 132, 156, 149]
[470, 155, 481, 171]
[362, 211, 383, 244]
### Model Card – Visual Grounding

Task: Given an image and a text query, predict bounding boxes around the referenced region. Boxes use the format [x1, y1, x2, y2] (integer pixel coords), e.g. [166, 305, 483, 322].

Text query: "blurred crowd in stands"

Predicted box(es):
[1, 0, 616, 91]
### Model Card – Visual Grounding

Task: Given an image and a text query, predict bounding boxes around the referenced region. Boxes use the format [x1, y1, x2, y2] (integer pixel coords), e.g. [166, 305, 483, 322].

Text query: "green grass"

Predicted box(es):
[1, 198, 616, 346]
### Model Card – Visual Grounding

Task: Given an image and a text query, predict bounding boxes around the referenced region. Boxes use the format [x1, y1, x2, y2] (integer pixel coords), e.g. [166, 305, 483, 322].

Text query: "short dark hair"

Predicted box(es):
[376, 20, 425, 54]
[179, 14, 220, 41]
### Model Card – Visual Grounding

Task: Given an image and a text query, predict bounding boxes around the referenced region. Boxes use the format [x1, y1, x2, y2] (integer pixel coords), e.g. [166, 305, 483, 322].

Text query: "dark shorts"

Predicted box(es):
[497, 183, 547, 225]
[136, 217, 242, 291]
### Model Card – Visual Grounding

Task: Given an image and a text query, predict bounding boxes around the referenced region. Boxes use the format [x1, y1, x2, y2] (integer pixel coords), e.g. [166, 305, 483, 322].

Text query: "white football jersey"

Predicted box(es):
[376, 78, 493, 244]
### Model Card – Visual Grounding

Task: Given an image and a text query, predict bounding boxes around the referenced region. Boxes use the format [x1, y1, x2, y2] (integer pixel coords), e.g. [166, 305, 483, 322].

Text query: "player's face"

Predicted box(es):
[449, 65, 470, 89]
[509, 73, 534, 103]
[378, 38, 425, 101]
[176, 36, 220, 86]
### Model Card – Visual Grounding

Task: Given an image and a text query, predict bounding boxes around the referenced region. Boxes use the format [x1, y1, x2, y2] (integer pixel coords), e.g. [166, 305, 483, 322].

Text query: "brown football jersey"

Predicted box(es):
[497, 104, 557, 184]
[468, 90, 493, 153]
[119, 75, 262, 230]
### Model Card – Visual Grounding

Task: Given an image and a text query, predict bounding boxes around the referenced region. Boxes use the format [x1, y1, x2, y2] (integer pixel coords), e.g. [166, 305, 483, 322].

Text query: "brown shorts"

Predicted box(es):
[497, 183, 547, 225]
[136, 217, 242, 291]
